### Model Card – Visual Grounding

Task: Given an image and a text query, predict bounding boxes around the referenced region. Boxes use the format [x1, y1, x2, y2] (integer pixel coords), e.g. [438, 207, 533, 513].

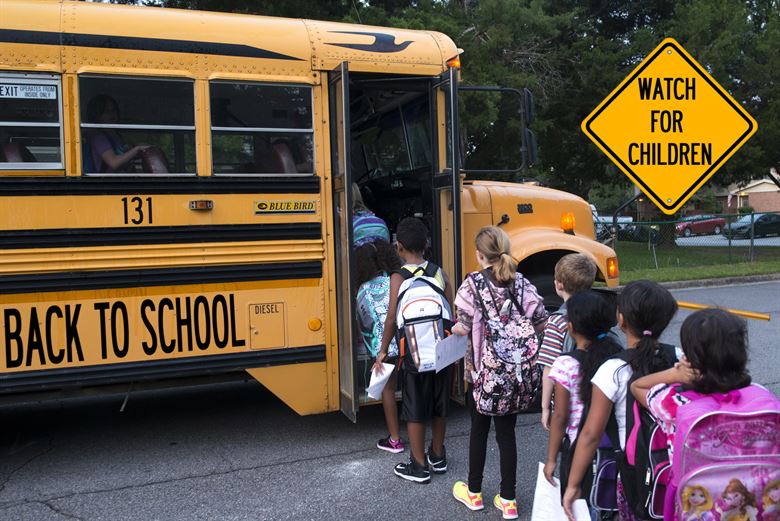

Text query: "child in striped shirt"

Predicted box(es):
[538, 254, 598, 431]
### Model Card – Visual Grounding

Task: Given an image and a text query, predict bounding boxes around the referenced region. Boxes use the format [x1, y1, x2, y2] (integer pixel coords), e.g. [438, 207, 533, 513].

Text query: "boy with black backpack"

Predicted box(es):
[373, 217, 453, 484]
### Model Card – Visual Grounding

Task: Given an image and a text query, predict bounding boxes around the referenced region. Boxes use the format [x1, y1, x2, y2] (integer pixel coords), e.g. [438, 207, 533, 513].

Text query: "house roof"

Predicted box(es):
[711, 178, 780, 196]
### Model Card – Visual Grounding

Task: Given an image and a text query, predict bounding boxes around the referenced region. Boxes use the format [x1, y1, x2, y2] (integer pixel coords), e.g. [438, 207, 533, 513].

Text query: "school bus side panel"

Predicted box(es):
[246, 83, 341, 416]
[0, 2, 337, 413]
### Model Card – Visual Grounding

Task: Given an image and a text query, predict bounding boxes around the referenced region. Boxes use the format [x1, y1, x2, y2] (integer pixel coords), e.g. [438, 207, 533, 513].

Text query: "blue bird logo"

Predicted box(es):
[325, 31, 413, 53]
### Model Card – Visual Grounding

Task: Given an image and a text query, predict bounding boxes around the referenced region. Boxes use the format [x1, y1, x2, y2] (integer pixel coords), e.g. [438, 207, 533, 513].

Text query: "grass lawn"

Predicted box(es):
[616, 242, 780, 283]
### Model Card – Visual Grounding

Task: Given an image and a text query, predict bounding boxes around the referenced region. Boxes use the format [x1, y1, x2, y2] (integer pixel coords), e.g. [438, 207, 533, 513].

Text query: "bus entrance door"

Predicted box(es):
[432, 68, 465, 401]
[432, 67, 463, 286]
[329, 62, 359, 422]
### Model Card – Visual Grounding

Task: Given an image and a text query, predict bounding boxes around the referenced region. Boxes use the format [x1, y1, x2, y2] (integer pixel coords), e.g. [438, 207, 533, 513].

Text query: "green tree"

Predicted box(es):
[102, 0, 779, 200]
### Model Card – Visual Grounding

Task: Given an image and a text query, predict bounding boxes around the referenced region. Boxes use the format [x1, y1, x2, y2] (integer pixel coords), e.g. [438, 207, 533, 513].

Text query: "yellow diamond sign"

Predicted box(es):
[582, 38, 757, 215]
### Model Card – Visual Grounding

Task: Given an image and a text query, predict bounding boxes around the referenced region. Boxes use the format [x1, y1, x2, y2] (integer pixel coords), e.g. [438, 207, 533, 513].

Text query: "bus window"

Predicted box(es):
[210, 82, 314, 175]
[356, 109, 411, 176]
[0, 73, 63, 171]
[403, 100, 432, 169]
[79, 76, 196, 175]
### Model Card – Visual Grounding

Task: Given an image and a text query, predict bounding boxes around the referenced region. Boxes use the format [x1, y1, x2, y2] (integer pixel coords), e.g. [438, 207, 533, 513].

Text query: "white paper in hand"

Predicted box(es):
[367, 363, 395, 400]
[434, 334, 467, 373]
[530, 462, 590, 521]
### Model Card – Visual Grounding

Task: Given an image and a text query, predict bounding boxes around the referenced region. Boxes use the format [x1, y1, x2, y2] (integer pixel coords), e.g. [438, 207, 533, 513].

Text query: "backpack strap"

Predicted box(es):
[422, 261, 440, 279]
[478, 270, 526, 316]
[605, 411, 622, 453]
[604, 358, 628, 450]
[396, 266, 421, 280]
[656, 343, 678, 368]
[561, 348, 586, 364]
[561, 349, 595, 442]
[602, 350, 633, 452]
[397, 262, 439, 279]
[510, 275, 526, 315]
[469, 272, 492, 318]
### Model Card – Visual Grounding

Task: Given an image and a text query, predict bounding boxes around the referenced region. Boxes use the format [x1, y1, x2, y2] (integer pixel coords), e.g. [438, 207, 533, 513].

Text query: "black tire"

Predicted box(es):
[713, 225, 721, 235]
[683, 227, 692, 237]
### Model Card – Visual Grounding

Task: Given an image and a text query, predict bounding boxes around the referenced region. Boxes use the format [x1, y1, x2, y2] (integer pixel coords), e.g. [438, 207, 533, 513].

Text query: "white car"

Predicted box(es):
[590, 204, 633, 239]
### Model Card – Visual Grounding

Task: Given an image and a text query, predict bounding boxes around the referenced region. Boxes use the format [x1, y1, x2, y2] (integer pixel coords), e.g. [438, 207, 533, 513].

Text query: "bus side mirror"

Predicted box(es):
[524, 128, 538, 168]
[458, 85, 536, 174]
[523, 88, 535, 125]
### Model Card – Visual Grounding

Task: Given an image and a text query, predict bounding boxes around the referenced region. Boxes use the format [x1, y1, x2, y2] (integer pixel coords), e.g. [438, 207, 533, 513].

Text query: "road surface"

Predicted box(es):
[1, 282, 778, 521]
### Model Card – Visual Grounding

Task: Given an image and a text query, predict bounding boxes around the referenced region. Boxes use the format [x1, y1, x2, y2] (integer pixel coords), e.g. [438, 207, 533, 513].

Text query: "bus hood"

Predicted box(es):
[466, 180, 597, 240]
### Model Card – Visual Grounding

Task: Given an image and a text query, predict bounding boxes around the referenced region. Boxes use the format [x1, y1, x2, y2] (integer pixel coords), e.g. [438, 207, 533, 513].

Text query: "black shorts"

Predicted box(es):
[401, 365, 451, 422]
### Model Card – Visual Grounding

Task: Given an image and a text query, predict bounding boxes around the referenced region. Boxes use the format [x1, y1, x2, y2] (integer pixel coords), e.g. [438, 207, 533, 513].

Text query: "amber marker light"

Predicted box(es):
[607, 257, 619, 279]
[189, 200, 213, 211]
[446, 56, 461, 69]
[561, 212, 575, 234]
[308, 318, 322, 331]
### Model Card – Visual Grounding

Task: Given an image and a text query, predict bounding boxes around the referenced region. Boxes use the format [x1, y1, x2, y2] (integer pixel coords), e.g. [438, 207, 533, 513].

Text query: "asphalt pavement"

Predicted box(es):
[0, 281, 778, 521]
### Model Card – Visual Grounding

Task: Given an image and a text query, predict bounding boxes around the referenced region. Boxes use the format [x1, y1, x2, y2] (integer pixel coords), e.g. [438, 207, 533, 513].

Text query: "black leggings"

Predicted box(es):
[467, 385, 518, 500]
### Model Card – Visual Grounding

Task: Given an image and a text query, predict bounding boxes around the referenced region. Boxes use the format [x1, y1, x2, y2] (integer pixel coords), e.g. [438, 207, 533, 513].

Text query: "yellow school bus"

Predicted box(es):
[0, 0, 618, 420]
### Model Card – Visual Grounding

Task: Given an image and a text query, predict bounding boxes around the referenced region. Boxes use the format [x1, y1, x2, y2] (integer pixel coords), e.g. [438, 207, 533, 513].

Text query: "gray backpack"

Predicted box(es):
[550, 304, 576, 353]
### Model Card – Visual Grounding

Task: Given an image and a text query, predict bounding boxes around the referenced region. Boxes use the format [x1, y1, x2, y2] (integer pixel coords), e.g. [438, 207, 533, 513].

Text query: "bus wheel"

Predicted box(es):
[526, 273, 562, 312]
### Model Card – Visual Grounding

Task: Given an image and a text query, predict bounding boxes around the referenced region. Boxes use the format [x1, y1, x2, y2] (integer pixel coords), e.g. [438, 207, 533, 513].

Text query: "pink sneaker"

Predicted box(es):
[377, 436, 405, 453]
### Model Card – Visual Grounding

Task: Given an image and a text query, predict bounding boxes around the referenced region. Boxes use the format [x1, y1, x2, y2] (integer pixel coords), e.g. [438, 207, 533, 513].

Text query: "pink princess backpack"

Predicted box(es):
[665, 384, 780, 521]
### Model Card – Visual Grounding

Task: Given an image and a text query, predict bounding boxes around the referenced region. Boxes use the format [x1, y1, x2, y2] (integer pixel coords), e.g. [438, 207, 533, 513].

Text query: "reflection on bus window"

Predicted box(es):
[354, 109, 410, 176]
[351, 98, 431, 178]
[0, 74, 63, 170]
[210, 82, 314, 175]
[79, 76, 196, 175]
[403, 100, 432, 169]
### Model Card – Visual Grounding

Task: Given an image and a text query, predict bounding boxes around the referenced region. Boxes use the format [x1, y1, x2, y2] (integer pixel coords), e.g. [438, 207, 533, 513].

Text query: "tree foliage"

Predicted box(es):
[107, 0, 780, 200]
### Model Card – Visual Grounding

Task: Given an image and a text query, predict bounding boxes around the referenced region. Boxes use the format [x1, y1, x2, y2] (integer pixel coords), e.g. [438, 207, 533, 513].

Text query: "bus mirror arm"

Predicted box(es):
[498, 214, 510, 226]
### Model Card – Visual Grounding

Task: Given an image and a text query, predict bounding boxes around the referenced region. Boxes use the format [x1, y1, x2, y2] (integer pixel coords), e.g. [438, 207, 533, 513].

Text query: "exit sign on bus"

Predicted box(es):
[582, 38, 757, 215]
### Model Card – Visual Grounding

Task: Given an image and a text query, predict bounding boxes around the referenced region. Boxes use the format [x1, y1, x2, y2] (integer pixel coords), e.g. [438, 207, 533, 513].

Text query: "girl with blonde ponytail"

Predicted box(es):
[474, 226, 518, 283]
[451, 226, 548, 517]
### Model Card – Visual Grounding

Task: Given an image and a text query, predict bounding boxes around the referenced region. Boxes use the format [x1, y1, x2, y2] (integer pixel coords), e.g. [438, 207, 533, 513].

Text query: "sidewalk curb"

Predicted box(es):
[645, 273, 780, 290]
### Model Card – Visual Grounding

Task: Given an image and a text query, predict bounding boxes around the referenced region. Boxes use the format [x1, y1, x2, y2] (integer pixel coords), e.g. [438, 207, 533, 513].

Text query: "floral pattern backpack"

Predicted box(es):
[469, 270, 541, 416]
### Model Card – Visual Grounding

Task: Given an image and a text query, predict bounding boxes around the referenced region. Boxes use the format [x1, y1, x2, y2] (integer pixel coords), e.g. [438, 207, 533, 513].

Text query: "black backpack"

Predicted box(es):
[606, 343, 677, 519]
[557, 350, 593, 499]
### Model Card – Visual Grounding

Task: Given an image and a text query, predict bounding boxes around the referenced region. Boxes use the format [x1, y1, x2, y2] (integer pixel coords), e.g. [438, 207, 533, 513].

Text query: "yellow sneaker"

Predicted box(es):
[452, 481, 484, 511]
[493, 494, 518, 520]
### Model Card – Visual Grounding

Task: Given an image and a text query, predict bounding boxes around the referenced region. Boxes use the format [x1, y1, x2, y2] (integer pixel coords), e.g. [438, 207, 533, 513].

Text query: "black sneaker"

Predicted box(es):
[393, 457, 431, 484]
[426, 445, 447, 474]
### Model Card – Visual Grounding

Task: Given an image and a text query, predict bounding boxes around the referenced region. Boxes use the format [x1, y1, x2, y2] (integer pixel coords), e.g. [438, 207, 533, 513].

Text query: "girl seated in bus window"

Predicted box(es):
[85, 95, 148, 173]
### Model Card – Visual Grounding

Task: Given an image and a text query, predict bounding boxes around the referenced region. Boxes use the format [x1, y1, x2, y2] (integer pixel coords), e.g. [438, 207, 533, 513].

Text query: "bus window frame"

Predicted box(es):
[0, 72, 64, 172]
[78, 74, 198, 177]
[208, 80, 315, 177]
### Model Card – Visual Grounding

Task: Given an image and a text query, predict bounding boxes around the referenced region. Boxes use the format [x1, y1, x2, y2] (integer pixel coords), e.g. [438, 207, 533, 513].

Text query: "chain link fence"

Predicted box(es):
[601, 212, 780, 275]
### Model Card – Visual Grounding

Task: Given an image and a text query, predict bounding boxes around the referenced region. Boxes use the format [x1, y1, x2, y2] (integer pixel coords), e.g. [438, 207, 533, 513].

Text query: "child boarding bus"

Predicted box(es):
[0, 0, 618, 421]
